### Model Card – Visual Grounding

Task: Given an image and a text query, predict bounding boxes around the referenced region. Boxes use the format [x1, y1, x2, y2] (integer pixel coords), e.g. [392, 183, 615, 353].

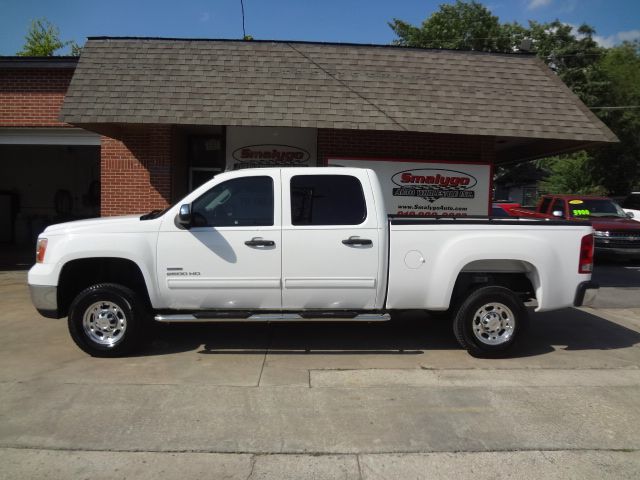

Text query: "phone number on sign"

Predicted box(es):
[395, 211, 468, 217]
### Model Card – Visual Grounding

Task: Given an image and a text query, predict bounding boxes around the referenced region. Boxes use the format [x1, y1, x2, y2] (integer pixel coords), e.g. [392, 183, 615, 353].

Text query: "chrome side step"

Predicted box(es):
[154, 312, 391, 323]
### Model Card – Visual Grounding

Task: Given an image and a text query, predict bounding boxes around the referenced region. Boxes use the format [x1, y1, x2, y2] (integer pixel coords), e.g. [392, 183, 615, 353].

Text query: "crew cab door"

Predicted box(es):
[281, 170, 381, 309]
[156, 171, 281, 310]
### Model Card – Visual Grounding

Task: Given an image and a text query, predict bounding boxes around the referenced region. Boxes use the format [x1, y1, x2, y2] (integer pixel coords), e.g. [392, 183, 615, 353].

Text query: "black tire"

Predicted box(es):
[452, 286, 528, 358]
[68, 283, 146, 357]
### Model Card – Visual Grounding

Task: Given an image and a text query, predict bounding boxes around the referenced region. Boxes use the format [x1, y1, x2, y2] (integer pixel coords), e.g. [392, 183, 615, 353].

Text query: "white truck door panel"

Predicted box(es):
[281, 171, 380, 309]
[156, 173, 281, 309]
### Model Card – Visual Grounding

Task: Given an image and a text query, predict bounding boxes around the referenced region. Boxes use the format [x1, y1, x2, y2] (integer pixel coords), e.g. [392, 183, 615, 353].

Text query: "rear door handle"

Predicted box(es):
[245, 237, 275, 247]
[342, 237, 372, 246]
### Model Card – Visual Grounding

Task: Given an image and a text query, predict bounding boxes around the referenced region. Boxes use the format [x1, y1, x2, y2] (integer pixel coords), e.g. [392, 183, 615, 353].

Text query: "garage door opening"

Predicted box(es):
[0, 144, 100, 268]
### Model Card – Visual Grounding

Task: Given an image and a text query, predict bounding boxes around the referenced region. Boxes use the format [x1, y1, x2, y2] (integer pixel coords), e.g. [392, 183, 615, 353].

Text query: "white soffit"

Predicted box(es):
[0, 128, 101, 146]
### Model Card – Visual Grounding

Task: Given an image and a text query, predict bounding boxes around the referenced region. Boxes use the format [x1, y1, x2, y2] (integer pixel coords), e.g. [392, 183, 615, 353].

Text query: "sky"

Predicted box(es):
[1, 0, 639, 55]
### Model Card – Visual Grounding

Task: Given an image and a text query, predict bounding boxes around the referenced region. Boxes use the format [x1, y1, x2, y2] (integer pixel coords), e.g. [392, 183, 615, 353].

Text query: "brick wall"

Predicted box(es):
[101, 126, 173, 216]
[317, 129, 495, 164]
[0, 68, 73, 127]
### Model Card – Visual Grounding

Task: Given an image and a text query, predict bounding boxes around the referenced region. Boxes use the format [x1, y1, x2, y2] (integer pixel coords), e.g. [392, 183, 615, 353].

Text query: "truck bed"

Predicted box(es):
[386, 216, 593, 312]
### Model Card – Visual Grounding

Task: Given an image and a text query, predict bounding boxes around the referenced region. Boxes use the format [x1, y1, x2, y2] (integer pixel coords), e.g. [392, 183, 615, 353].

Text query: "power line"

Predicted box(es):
[240, 0, 246, 39]
[589, 106, 640, 110]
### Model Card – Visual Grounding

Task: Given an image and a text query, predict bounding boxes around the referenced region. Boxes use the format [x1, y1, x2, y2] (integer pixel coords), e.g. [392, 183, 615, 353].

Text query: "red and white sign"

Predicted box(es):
[328, 158, 491, 216]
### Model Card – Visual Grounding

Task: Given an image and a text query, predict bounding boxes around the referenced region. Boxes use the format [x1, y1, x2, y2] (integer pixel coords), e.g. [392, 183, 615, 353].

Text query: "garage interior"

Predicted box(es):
[0, 141, 99, 268]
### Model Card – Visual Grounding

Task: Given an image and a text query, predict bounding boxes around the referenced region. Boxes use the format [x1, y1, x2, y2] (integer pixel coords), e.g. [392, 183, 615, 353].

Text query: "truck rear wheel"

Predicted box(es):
[68, 283, 146, 357]
[453, 286, 528, 357]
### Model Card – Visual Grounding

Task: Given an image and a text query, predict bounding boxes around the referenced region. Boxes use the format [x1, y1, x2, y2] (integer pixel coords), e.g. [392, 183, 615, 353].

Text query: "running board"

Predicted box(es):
[153, 312, 391, 323]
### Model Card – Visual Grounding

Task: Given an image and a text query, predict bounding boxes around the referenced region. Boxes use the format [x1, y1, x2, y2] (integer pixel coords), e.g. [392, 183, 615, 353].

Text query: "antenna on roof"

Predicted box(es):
[240, 0, 252, 40]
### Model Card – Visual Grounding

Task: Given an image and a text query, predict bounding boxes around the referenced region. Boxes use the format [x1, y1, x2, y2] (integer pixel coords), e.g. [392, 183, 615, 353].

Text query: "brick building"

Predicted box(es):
[0, 56, 99, 257]
[1, 37, 616, 256]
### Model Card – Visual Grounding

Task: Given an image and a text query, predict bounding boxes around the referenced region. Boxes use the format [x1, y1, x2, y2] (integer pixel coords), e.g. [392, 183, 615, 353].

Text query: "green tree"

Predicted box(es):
[589, 41, 640, 194]
[537, 152, 606, 195]
[389, 0, 518, 53]
[17, 18, 79, 56]
[527, 21, 607, 106]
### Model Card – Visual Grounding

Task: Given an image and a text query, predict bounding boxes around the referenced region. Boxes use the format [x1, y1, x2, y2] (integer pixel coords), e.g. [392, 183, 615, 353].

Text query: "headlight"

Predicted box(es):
[36, 238, 48, 263]
[594, 231, 610, 237]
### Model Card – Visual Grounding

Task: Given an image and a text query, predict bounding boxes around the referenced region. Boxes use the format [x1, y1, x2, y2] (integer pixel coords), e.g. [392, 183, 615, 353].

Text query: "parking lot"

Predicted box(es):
[1, 264, 640, 479]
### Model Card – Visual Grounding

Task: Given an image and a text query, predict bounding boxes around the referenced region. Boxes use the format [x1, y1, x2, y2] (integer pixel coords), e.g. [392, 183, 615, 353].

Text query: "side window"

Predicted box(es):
[539, 197, 552, 214]
[291, 175, 366, 226]
[551, 198, 566, 217]
[191, 176, 274, 227]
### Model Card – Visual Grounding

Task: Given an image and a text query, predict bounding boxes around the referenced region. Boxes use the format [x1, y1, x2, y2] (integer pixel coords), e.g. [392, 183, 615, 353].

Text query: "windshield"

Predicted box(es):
[568, 199, 627, 218]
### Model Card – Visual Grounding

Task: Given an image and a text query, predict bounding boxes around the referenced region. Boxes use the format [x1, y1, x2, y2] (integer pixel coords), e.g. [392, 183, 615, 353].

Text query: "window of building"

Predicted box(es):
[188, 135, 225, 191]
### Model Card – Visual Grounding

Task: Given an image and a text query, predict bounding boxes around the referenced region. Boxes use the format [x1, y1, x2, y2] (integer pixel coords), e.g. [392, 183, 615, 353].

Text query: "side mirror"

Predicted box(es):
[178, 204, 192, 227]
[626, 211, 635, 219]
[552, 210, 564, 218]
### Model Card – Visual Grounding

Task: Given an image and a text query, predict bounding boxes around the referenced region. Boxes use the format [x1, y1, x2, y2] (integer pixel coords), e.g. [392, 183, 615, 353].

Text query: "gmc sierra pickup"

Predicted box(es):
[28, 168, 597, 357]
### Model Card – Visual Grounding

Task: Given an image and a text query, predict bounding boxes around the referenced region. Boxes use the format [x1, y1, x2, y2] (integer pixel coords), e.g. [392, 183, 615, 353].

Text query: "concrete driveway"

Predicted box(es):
[1, 269, 639, 479]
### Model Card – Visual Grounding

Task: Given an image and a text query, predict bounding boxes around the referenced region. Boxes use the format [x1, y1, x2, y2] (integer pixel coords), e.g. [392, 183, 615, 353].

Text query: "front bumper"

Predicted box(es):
[595, 246, 640, 257]
[574, 281, 599, 307]
[29, 284, 60, 318]
[595, 237, 640, 258]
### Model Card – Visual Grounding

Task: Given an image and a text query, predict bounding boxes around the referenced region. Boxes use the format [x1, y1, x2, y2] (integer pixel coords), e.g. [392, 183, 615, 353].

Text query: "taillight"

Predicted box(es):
[579, 234, 594, 274]
[36, 238, 48, 263]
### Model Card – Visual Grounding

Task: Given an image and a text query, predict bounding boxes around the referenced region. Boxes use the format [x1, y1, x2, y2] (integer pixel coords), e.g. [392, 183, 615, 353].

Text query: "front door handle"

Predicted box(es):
[245, 237, 275, 247]
[342, 237, 372, 246]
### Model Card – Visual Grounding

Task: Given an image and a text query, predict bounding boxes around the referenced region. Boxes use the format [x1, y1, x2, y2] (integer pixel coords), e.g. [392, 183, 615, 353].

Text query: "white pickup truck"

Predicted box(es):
[28, 167, 597, 357]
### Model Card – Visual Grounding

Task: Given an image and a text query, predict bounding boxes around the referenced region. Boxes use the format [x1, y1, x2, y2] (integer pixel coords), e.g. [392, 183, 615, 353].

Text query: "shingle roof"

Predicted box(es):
[60, 37, 616, 143]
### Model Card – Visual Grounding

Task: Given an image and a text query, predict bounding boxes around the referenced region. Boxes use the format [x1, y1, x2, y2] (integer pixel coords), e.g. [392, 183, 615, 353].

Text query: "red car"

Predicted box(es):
[511, 195, 640, 260]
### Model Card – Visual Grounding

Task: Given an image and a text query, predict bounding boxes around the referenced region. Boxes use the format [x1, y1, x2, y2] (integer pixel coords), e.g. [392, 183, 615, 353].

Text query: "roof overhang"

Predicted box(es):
[58, 37, 618, 163]
[0, 56, 78, 69]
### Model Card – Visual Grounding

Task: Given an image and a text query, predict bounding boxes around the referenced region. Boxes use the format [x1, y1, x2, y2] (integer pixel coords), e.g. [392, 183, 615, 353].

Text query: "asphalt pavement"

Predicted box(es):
[1, 267, 639, 479]
[592, 259, 640, 307]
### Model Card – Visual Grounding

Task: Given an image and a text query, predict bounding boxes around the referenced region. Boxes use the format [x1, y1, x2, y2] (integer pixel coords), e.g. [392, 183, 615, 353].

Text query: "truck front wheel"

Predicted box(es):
[453, 286, 528, 357]
[68, 284, 146, 357]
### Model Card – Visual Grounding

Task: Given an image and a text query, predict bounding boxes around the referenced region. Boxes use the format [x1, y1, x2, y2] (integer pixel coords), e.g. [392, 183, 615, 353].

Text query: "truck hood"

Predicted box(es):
[42, 215, 161, 236]
[589, 217, 640, 232]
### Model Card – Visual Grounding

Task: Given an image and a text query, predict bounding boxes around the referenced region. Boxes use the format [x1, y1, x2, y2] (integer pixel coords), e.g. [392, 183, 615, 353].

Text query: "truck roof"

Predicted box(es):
[541, 194, 611, 200]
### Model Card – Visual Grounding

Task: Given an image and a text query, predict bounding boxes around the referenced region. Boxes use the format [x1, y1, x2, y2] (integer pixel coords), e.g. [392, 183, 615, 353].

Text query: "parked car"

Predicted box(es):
[491, 202, 520, 217]
[510, 194, 640, 260]
[621, 192, 640, 222]
[28, 168, 596, 358]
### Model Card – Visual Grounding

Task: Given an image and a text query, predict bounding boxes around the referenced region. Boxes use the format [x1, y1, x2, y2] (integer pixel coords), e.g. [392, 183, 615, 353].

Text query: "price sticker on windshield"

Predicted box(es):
[569, 200, 584, 205]
[572, 209, 590, 216]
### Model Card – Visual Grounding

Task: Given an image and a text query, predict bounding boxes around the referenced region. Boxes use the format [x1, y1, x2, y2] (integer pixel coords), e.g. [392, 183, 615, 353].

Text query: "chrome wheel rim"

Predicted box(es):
[82, 301, 127, 346]
[472, 302, 515, 346]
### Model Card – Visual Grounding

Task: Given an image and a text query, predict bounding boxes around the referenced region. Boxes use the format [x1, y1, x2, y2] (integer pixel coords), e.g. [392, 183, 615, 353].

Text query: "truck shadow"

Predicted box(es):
[141, 308, 640, 359]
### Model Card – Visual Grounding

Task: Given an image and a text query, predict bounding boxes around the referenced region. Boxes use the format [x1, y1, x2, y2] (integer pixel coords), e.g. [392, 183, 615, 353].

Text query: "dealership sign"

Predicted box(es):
[328, 159, 491, 216]
[227, 127, 317, 170]
[231, 144, 310, 166]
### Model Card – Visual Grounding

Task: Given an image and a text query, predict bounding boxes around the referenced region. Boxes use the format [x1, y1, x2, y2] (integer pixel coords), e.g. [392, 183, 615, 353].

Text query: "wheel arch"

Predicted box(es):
[57, 257, 152, 317]
[449, 259, 540, 310]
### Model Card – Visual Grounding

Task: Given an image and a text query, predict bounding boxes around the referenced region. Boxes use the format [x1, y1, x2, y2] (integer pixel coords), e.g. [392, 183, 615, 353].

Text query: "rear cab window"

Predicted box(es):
[550, 198, 566, 218]
[290, 175, 367, 226]
[539, 197, 552, 214]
